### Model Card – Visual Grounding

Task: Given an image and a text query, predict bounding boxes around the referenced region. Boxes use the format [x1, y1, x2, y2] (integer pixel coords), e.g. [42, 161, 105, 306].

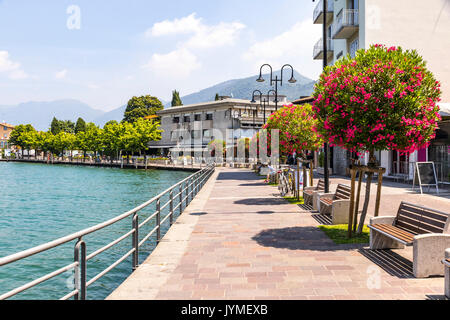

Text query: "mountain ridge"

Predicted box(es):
[1, 70, 316, 130]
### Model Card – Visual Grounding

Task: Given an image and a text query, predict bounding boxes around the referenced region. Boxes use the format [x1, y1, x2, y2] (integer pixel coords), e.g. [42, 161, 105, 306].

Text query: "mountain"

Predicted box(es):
[174, 70, 316, 107]
[93, 105, 126, 127]
[0, 71, 316, 129]
[0, 99, 104, 131]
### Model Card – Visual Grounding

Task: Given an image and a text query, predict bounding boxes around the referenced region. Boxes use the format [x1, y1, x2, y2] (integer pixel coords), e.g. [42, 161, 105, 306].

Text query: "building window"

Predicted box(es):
[205, 114, 213, 120]
[191, 130, 200, 139]
[183, 115, 191, 123]
[350, 39, 359, 58]
[170, 131, 178, 140]
[194, 114, 201, 121]
[3, 126, 7, 130]
[172, 117, 180, 124]
[3, 134, 6, 138]
[203, 129, 211, 138]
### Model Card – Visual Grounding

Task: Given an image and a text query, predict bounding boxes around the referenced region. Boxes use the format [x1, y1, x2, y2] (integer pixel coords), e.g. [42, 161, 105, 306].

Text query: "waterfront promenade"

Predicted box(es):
[0, 158, 201, 171]
[108, 168, 449, 300]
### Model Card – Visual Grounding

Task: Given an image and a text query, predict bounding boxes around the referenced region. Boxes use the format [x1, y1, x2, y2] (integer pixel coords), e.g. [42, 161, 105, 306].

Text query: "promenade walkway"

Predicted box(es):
[108, 168, 448, 300]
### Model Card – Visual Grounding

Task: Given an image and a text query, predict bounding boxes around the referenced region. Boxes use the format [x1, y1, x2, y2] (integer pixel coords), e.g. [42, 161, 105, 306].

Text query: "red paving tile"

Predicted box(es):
[114, 168, 449, 300]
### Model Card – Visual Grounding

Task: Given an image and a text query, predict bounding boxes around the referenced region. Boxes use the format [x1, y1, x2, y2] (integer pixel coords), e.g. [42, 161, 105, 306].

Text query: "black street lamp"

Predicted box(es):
[313, 0, 330, 193]
[251, 89, 262, 126]
[256, 64, 297, 111]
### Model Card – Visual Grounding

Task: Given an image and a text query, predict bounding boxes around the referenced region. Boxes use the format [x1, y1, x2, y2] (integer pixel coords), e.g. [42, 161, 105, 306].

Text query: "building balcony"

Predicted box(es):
[332, 9, 359, 39]
[313, 38, 334, 60]
[313, 0, 334, 24]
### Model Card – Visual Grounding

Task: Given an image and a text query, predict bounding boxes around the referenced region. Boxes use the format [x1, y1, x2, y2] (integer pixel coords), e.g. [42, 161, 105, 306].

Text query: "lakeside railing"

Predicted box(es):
[0, 165, 215, 300]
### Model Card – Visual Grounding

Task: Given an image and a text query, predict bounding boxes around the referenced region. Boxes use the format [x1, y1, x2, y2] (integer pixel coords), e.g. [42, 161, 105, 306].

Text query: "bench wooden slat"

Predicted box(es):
[371, 224, 415, 244]
[416, 221, 446, 234]
[401, 203, 448, 223]
[395, 220, 420, 235]
[396, 202, 448, 234]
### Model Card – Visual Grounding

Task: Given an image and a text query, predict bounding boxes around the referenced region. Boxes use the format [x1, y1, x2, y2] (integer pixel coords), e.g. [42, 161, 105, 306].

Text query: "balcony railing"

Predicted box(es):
[332, 9, 359, 39]
[313, 38, 334, 60]
[313, 0, 334, 24]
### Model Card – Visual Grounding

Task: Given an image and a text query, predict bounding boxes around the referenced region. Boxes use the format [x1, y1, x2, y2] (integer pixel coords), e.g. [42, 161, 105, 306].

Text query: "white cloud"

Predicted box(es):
[142, 48, 201, 78]
[55, 69, 68, 79]
[186, 21, 245, 49]
[147, 13, 245, 49]
[242, 20, 322, 80]
[147, 13, 202, 37]
[0, 51, 29, 80]
[87, 83, 100, 89]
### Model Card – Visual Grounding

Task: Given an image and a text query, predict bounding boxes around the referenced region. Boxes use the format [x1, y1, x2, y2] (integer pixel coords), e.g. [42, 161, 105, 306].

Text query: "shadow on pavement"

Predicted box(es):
[217, 172, 261, 181]
[358, 248, 414, 279]
[311, 214, 333, 225]
[251, 227, 362, 251]
[234, 198, 287, 206]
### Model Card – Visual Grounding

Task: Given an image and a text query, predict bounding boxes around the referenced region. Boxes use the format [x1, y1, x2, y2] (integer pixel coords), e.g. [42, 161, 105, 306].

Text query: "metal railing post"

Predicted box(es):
[132, 212, 139, 270]
[169, 190, 174, 226]
[179, 184, 183, 216]
[156, 198, 161, 243]
[187, 178, 191, 204]
[74, 238, 86, 300]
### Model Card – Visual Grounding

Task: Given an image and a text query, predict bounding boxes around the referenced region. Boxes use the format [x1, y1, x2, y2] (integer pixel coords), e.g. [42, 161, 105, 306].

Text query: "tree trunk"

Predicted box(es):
[356, 150, 376, 235]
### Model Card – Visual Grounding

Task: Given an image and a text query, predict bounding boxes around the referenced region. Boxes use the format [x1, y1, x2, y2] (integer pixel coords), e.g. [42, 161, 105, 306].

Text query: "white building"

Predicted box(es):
[313, 0, 450, 182]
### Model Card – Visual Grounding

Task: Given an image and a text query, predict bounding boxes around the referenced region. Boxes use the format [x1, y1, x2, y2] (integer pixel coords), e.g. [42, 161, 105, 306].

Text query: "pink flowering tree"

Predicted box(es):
[263, 103, 324, 162]
[313, 44, 441, 233]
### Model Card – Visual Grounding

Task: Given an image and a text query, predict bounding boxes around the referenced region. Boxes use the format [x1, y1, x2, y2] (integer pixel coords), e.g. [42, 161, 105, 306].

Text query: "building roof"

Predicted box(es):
[439, 103, 450, 116]
[157, 98, 279, 115]
[0, 122, 15, 129]
[291, 96, 315, 105]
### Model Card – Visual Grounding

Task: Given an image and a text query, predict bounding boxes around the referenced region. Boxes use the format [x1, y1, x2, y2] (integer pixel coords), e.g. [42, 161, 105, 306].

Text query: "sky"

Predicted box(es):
[0, 0, 323, 111]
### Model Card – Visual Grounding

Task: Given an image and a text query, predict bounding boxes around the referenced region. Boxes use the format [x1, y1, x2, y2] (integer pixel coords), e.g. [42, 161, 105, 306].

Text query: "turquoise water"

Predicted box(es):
[0, 162, 192, 300]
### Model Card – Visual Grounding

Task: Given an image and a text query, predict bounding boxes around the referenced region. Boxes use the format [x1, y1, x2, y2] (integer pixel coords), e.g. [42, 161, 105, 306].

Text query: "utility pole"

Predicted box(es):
[322, 0, 330, 193]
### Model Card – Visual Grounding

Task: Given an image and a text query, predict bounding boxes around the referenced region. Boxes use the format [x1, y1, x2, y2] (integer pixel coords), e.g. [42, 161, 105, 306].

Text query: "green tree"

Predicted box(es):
[75, 117, 87, 134]
[50, 117, 62, 135]
[171, 90, 183, 107]
[9, 124, 36, 158]
[123, 95, 164, 123]
[313, 44, 442, 234]
[102, 121, 124, 163]
[215, 93, 220, 101]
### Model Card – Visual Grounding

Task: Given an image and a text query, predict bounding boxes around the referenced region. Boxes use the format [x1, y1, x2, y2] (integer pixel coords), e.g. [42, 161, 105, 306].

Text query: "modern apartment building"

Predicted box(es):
[313, 0, 450, 182]
[149, 98, 282, 158]
[0, 122, 14, 151]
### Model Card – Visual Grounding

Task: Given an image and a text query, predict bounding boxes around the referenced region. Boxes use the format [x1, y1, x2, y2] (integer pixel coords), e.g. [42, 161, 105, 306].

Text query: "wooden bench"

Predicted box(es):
[444, 249, 450, 298]
[317, 184, 351, 224]
[303, 179, 325, 210]
[369, 202, 450, 278]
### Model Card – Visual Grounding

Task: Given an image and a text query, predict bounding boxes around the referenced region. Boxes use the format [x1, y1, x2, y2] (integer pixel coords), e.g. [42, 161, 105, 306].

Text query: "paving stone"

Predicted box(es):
[108, 168, 450, 300]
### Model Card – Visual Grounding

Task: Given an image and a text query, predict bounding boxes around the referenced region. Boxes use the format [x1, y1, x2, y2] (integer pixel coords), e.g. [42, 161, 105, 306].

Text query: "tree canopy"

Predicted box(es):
[123, 95, 164, 123]
[313, 44, 442, 157]
[171, 90, 183, 107]
[263, 103, 323, 157]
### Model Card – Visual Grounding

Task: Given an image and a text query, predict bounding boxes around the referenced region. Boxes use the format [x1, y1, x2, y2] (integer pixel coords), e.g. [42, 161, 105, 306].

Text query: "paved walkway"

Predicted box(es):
[108, 168, 448, 300]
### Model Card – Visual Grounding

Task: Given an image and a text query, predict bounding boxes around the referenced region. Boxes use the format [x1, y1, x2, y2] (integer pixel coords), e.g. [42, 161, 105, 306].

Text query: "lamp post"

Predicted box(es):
[313, 0, 330, 193]
[256, 64, 297, 112]
[251, 90, 262, 126]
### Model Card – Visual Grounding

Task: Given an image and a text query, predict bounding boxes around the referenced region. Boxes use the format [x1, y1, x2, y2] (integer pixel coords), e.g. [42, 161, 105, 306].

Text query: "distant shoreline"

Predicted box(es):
[0, 158, 200, 172]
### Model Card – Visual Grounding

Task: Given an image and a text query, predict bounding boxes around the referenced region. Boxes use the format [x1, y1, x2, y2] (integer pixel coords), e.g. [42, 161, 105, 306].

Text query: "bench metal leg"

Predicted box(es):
[445, 249, 450, 299]
[369, 230, 405, 250]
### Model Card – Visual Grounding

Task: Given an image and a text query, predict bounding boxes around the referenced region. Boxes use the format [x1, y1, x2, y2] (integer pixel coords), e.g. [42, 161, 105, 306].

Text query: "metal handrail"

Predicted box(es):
[313, 38, 334, 58]
[0, 165, 215, 300]
[332, 9, 359, 38]
[313, 0, 334, 23]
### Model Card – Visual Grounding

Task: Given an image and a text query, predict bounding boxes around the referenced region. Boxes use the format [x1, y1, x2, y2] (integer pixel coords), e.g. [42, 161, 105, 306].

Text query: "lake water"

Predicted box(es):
[0, 162, 192, 300]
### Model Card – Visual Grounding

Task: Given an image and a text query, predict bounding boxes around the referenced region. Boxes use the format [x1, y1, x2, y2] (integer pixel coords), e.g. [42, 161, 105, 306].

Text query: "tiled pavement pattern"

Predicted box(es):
[109, 168, 449, 300]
